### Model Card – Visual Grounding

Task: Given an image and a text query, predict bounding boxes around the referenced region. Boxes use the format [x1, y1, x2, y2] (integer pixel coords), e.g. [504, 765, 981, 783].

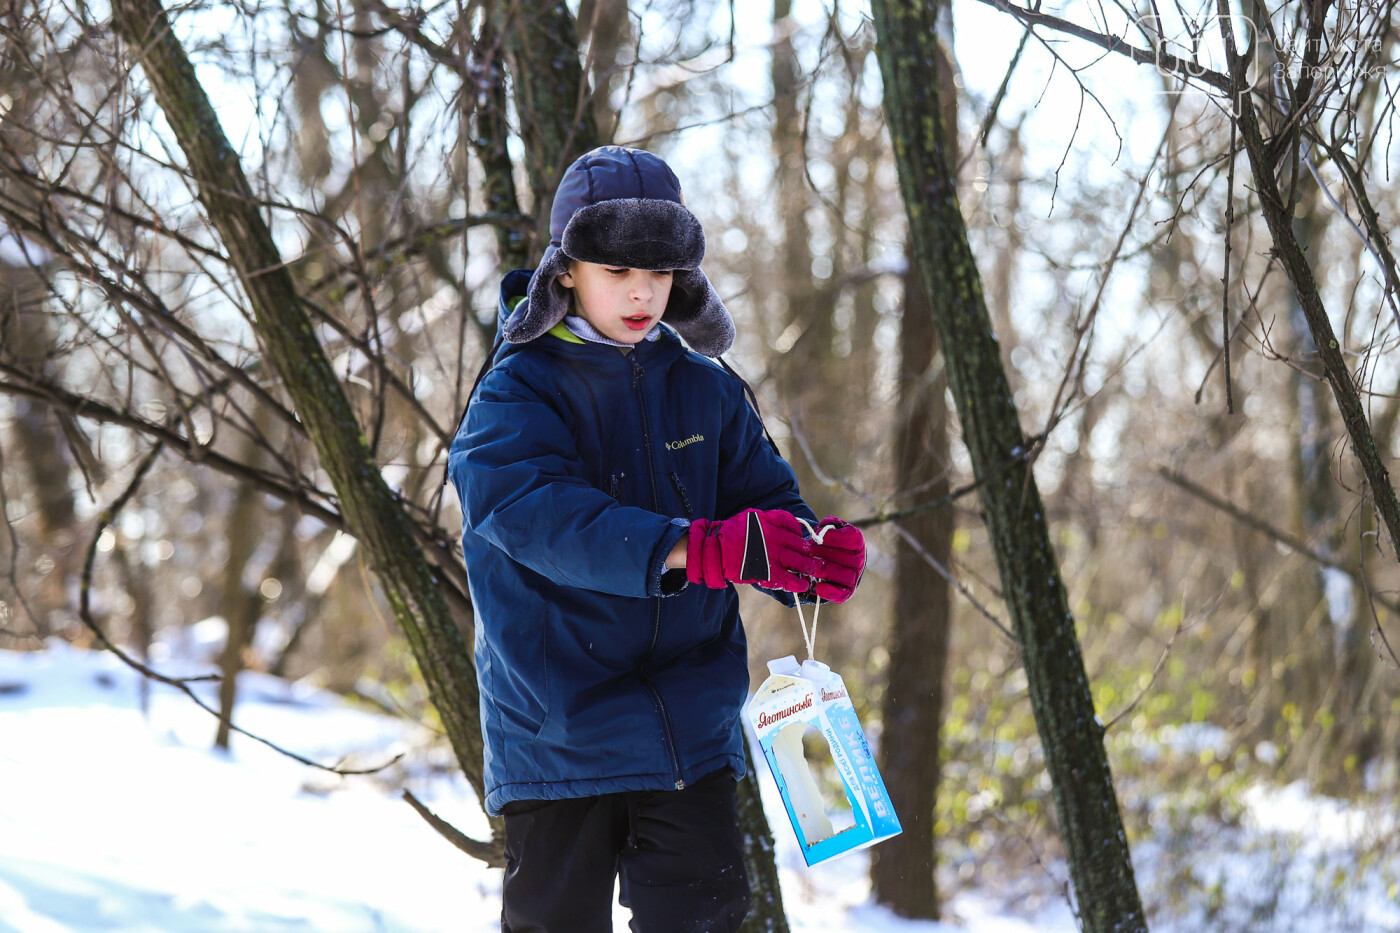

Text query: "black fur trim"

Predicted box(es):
[560, 199, 705, 271]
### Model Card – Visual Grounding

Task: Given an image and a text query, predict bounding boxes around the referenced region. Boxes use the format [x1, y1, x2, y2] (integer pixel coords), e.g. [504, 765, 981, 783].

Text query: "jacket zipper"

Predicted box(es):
[668, 472, 694, 519]
[631, 353, 686, 790]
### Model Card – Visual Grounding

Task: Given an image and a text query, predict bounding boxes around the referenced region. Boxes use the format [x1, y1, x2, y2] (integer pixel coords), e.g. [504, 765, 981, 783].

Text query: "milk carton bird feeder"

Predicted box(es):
[745, 550, 901, 866]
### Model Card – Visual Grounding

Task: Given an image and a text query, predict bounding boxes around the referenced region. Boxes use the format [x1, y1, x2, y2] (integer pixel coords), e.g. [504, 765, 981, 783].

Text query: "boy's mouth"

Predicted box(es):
[622, 314, 653, 331]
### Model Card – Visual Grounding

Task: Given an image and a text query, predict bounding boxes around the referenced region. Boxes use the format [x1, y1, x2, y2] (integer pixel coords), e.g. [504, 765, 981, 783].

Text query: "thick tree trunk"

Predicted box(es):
[869, 2, 1148, 930]
[575, 0, 631, 142]
[490, 0, 601, 240]
[871, 253, 951, 919]
[111, 0, 495, 855]
[466, 15, 532, 275]
[770, 0, 838, 506]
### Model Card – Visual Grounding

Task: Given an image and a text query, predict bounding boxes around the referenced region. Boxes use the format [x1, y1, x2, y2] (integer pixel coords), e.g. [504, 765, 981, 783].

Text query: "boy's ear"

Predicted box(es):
[557, 269, 574, 288]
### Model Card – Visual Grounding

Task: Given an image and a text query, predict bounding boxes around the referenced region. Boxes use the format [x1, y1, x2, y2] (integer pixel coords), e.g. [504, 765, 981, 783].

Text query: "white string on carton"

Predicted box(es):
[794, 519, 825, 661]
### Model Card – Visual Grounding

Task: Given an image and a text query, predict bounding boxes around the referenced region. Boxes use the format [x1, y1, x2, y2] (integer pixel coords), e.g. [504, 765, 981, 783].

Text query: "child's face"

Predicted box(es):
[557, 261, 673, 345]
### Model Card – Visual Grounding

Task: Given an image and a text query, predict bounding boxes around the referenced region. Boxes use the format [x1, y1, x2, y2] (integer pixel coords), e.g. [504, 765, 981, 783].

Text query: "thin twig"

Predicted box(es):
[1158, 467, 1400, 616]
[1196, 264, 1272, 405]
[976, 7, 1035, 150]
[1358, 558, 1400, 670]
[889, 520, 1016, 642]
[1103, 613, 1182, 731]
[1222, 110, 1238, 414]
[402, 789, 504, 867]
[79, 444, 402, 777]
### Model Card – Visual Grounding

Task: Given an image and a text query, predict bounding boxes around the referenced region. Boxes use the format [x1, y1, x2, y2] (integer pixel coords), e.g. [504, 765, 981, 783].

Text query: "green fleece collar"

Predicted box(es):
[548, 322, 585, 344]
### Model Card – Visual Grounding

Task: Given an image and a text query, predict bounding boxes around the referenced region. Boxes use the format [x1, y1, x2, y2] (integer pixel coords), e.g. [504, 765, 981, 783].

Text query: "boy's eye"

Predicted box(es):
[605, 267, 630, 276]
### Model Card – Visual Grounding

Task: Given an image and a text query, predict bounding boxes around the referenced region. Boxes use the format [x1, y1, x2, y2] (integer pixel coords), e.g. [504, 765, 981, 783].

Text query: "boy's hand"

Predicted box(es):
[807, 517, 865, 603]
[686, 509, 818, 593]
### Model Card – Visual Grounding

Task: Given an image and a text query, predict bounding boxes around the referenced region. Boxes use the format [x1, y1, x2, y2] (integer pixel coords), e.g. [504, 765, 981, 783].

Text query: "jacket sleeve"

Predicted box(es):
[715, 385, 816, 523]
[714, 382, 820, 605]
[449, 367, 688, 598]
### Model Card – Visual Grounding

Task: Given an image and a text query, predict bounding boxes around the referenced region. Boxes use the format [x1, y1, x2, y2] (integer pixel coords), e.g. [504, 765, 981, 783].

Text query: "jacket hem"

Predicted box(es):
[485, 754, 747, 817]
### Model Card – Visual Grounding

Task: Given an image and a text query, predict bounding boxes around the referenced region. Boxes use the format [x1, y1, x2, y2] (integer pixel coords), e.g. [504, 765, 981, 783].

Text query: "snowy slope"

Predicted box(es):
[0, 643, 1072, 933]
[6, 643, 1396, 932]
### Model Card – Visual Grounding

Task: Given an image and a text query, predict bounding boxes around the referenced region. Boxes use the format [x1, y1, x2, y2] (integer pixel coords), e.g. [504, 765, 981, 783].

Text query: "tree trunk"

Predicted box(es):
[869, 2, 1148, 930]
[871, 251, 951, 919]
[215, 449, 264, 751]
[575, 0, 632, 142]
[771, 0, 837, 507]
[465, 14, 531, 275]
[0, 250, 77, 642]
[111, 0, 496, 855]
[489, 0, 601, 243]
[985, 122, 1023, 390]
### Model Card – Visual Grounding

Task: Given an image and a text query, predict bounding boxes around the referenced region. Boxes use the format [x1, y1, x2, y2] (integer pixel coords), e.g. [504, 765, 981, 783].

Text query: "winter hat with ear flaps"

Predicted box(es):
[502, 146, 736, 358]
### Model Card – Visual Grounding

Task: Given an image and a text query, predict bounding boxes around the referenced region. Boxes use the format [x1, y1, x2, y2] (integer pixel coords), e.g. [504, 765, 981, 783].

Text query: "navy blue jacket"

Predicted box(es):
[449, 276, 814, 815]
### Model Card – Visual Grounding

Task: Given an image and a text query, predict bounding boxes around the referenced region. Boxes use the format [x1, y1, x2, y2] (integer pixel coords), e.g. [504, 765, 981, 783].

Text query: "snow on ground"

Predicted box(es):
[1, 641, 1395, 932]
[0, 642, 1071, 933]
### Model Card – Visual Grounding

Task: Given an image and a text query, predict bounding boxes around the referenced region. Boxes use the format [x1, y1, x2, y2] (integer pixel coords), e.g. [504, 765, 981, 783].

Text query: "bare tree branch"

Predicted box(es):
[402, 789, 505, 868]
[965, 0, 1231, 92]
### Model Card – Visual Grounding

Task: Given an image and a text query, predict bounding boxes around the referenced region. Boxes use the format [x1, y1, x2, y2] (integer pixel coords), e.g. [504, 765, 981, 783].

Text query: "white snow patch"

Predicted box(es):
[4, 642, 1396, 932]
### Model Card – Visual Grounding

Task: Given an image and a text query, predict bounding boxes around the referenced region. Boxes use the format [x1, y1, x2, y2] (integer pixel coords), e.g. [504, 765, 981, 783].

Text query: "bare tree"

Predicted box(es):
[869, 0, 1150, 928]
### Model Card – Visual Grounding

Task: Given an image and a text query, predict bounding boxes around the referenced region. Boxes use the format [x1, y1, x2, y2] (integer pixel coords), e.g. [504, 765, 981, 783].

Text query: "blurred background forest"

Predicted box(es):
[2, 0, 1399, 927]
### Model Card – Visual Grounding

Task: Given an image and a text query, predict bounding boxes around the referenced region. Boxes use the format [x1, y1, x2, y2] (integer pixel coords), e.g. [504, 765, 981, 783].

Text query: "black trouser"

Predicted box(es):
[500, 769, 751, 933]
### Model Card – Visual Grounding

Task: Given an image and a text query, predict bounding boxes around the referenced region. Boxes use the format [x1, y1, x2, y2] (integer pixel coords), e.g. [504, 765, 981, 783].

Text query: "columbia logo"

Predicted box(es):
[664, 434, 704, 451]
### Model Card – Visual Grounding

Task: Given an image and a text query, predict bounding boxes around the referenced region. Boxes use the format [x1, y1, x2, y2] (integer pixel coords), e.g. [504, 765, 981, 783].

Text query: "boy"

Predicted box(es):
[448, 146, 865, 932]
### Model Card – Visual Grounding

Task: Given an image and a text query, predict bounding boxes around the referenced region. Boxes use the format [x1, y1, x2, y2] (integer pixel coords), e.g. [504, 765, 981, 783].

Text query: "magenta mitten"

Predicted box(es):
[808, 517, 866, 603]
[686, 509, 818, 593]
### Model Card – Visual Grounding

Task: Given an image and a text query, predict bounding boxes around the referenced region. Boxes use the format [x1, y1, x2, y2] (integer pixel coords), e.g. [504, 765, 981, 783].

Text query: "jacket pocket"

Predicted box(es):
[489, 608, 551, 739]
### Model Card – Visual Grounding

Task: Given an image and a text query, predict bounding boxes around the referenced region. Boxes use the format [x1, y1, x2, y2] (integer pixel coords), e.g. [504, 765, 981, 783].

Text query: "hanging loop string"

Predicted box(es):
[793, 591, 822, 661]
[794, 519, 826, 661]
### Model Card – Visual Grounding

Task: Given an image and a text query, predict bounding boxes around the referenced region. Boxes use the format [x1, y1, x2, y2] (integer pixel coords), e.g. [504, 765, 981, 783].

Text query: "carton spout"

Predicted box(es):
[767, 655, 801, 676]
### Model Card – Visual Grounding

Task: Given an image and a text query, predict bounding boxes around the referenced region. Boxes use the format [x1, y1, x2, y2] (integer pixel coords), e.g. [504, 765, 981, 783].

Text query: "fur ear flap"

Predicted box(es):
[504, 246, 572, 344]
[665, 268, 734, 358]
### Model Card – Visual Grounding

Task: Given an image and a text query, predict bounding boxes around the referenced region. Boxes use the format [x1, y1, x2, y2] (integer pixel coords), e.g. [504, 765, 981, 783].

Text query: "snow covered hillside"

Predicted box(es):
[1, 643, 1394, 932]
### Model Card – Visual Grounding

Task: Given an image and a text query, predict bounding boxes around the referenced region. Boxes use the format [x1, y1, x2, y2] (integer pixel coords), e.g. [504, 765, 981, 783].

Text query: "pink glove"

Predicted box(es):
[687, 509, 818, 593]
[808, 517, 865, 603]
